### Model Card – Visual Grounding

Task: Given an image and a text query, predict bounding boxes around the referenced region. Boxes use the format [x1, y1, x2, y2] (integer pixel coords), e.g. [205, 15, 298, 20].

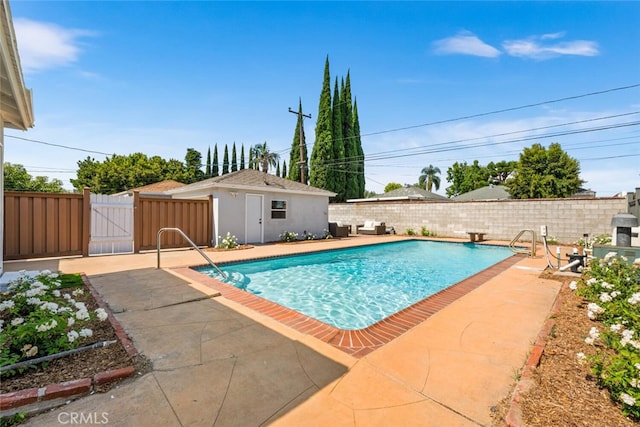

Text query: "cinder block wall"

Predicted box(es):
[329, 197, 627, 244]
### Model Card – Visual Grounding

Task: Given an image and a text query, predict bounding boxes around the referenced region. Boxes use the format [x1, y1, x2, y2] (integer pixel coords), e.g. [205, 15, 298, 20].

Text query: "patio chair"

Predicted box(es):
[356, 221, 386, 235]
[329, 222, 350, 238]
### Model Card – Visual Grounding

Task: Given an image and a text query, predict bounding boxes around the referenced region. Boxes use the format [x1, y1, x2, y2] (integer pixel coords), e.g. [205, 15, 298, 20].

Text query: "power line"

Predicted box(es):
[361, 83, 640, 137]
[3, 135, 113, 156]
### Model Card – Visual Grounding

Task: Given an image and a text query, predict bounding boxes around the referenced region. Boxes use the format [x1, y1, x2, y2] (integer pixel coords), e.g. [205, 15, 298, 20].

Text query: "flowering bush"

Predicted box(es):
[572, 253, 640, 419]
[280, 231, 298, 242]
[0, 270, 108, 377]
[322, 229, 333, 239]
[575, 233, 612, 248]
[217, 232, 238, 249]
[406, 227, 416, 236]
[302, 231, 316, 240]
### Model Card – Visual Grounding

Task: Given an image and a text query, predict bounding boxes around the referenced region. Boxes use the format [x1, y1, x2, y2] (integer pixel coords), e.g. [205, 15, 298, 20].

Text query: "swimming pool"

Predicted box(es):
[195, 240, 513, 330]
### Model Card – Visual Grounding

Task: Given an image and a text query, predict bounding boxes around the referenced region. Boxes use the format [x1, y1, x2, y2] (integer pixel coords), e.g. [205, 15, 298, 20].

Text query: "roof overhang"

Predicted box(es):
[1, 0, 34, 130]
[169, 182, 336, 198]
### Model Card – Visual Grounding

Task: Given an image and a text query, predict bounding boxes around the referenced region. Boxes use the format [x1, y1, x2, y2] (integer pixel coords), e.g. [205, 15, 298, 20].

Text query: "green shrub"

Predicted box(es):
[420, 226, 436, 237]
[406, 227, 415, 236]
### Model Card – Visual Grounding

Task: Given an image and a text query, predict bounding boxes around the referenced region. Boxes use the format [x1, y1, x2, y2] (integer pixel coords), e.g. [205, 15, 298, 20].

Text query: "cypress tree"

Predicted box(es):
[231, 142, 238, 172]
[205, 147, 212, 177]
[275, 161, 281, 177]
[240, 144, 245, 170]
[282, 160, 287, 178]
[342, 72, 359, 199]
[310, 56, 333, 191]
[352, 99, 365, 197]
[222, 144, 229, 175]
[248, 145, 254, 169]
[212, 144, 219, 177]
[331, 76, 345, 201]
[288, 98, 308, 184]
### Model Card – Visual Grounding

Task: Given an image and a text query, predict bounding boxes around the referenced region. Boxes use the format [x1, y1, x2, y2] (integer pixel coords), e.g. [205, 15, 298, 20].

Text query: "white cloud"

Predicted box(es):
[432, 31, 501, 58]
[503, 34, 599, 60]
[13, 18, 95, 73]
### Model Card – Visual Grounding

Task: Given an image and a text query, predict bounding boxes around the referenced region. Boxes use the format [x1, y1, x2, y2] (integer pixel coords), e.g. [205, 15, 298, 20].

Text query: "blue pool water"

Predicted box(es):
[196, 240, 512, 330]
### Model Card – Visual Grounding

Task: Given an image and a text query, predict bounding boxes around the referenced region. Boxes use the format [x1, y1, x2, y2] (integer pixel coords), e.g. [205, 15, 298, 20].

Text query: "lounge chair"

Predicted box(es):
[329, 222, 350, 238]
[356, 221, 386, 235]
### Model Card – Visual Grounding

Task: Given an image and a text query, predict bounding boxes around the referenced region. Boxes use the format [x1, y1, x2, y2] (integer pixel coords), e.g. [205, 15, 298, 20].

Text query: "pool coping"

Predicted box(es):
[172, 244, 525, 358]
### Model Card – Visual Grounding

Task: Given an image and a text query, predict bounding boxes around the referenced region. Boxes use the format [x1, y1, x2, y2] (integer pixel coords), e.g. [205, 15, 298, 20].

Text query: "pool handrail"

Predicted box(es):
[156, 227, 227, 279]
[509, 229, 537, 257]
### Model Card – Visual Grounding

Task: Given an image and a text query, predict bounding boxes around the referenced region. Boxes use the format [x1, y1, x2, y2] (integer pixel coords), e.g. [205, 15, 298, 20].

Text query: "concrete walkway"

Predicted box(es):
[5, 236, 562, 426]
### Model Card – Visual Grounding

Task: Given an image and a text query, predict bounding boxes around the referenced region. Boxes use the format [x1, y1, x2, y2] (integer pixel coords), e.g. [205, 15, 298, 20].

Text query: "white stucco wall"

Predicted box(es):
[174, 187, 330, 246]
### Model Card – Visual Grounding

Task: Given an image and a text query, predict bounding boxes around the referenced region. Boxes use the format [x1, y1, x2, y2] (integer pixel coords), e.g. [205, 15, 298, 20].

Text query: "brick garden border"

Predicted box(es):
[504, 282, 564, 426]
[0, 274, 139, 417]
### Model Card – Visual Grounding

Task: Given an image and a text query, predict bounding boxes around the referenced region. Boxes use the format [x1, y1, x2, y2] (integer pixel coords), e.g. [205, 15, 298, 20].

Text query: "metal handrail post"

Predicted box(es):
[156, 227, 227, 278]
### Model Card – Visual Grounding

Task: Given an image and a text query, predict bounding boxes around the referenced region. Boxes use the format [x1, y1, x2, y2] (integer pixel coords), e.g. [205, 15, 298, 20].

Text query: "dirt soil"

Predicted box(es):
[492, 276, 637, 426]
[1, 282, 149, 394]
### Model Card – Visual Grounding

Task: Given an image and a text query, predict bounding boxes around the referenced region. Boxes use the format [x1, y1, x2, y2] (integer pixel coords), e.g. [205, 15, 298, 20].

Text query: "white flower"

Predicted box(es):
[67, 330, 79, 343]
[95, 308, 108, 322]
[587, 303, 604, 319]
[589, 327, 600, 339]
[72, 289, 84, 297]
[40, 302, 59, 313]
[52, 290, 61, 297]
[75, 309, 90, 321]
[67, 317, 75, 327]
[26, 297, 42, 305]
[628, 293, 640, 305]
[11, 317, 24, 326]
[635, 363, 640, 370]
[585, 336, 595, 345]
[621, 329, 635, 347]
[0, 300, 15, 311]
[604, 252, 618, 262]
[601, 282, 614, 290]
[79, 328, 93, 338]
[74, 301, 86, 310]
[586, 278, 598, 285]
[634, 258, 640, 266]
[599, 293, 612, 303]
[36, 319, 58, 332]
[576, 352, 587, 363]
[610, 324, 623, 333]
[631, 379, 639, 388]
[611, 291, 621, 298]
[620, 393, 636, 406]
[569, 281, 578, 290]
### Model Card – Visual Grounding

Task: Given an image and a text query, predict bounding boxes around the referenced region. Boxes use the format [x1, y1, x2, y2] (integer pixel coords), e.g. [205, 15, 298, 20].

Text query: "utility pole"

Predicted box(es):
[288, 103, 311, 184]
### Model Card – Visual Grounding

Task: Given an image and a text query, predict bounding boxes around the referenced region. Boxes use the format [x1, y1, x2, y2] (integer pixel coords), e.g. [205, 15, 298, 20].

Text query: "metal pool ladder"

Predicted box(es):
[156, 227, 227, 279]
[509, 229, 537, 257]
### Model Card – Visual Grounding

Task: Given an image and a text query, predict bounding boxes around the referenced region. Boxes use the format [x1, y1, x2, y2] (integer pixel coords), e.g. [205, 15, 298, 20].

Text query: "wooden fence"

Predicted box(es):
[4, 188, 213, 260]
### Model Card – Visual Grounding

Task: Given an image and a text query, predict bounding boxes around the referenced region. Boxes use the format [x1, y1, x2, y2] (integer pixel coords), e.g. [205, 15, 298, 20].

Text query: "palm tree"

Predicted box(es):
[250, 142, 280, 173]
[419, 165, 441, 192]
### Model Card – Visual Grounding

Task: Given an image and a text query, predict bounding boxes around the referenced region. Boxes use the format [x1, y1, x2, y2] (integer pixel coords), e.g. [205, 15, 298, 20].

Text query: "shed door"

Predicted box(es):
[245, 194, 263, 244]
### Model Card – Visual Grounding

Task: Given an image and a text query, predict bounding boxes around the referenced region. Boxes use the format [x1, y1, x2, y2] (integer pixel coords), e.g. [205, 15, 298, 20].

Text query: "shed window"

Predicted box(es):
[271, 200, 287, 219]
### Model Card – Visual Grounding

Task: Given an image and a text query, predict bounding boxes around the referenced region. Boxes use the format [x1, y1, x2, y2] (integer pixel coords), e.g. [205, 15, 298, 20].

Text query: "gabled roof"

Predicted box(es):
[134, 179, 185, 193]
[379, 186, 448, 200]
[166, 169, 336, 197]
[454, 185, 511, 201]
[1, 0, 34, 130]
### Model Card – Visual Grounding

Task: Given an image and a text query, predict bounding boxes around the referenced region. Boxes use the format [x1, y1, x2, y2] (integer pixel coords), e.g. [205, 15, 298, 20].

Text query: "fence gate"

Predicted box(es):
[89, 194, 134, 255]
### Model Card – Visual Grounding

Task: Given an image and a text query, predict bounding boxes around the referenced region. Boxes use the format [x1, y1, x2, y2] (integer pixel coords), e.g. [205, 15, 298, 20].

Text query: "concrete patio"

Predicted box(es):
[3, 235, 562, 426]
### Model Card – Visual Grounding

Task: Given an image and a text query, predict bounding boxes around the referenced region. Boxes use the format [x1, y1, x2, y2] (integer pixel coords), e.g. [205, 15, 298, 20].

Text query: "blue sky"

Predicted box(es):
[4, 1, 639, 196]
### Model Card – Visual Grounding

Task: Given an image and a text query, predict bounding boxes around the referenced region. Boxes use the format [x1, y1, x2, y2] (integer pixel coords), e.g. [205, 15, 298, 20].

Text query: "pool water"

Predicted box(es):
[196, 240, 512, 330]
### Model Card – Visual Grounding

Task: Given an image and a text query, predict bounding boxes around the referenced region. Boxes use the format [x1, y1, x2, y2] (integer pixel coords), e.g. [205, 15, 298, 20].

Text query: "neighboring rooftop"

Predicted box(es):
[454, 185, 511, 201]
[113, 180, 186, 196]
[348, 186, 448, 202]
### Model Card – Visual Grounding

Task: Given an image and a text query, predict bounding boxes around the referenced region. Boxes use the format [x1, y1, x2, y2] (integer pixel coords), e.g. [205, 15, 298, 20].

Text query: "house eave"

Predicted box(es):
[1, 0, 34, 130]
